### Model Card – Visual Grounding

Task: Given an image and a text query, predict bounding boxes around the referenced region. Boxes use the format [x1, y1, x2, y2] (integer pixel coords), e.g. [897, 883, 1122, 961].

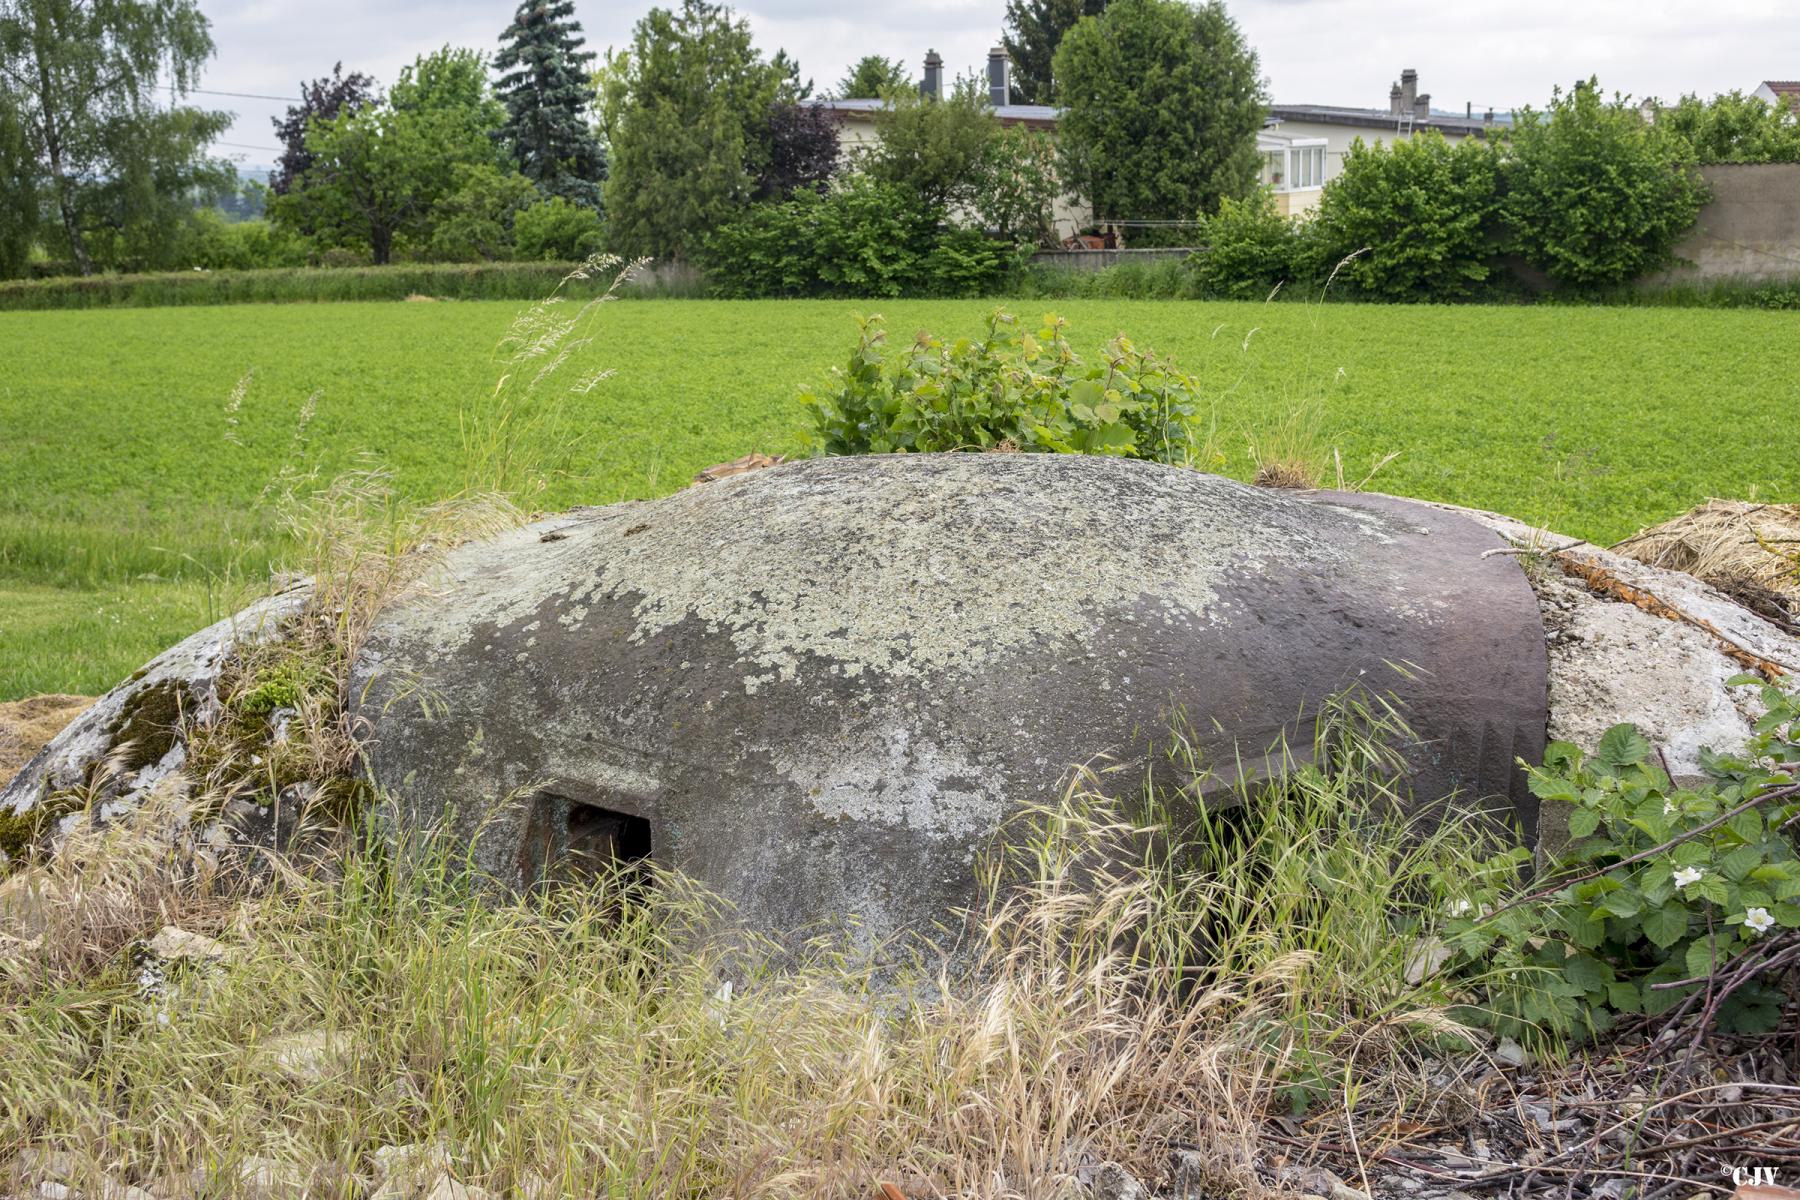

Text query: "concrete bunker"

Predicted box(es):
[347, 454, 1554, 947]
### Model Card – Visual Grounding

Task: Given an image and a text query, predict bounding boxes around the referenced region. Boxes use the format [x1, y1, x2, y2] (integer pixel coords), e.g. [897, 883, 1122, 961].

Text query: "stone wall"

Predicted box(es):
[1028, 247, 1195, 272]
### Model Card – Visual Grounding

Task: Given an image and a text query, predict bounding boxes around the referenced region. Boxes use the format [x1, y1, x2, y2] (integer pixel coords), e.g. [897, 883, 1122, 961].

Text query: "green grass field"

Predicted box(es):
[3, 297, 1797, 699]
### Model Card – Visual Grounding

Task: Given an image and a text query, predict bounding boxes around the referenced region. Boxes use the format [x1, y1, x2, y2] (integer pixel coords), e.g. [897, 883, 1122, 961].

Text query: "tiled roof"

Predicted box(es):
[1762, 81, 1800, 94]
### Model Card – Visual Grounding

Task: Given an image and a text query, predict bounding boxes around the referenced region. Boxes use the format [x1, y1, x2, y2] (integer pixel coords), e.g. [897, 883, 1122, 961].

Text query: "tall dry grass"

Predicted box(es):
[1, 689, 1525, 1199]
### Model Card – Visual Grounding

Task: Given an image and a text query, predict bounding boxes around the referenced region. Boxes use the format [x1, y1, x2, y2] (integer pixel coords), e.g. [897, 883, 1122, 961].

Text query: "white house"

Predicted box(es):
[813, 56, 1505, 233]
[1752, 80, 1800, 108]
[811, 49, 1088, 241]
[1262, 69, 1506, 214]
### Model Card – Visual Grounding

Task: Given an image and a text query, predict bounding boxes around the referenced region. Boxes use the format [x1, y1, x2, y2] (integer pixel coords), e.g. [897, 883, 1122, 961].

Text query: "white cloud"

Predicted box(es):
[192, 0, 1800, 165]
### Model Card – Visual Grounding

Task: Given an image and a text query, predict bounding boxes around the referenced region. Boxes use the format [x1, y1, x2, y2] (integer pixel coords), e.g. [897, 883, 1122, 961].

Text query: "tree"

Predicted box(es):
[77, 102, 235, 270]
[270, 47, 504, 264]
[857, 76, 997, 210]
[1504, 79, 1707, 289]
[1002, 0, 1106, 104]
[756, 100, 838, 199]
[1657, 90, 1800, 164]
[513, 194, 604, 259]
[834, 54, 908, 99]
[0, 0, 226, 274]
[428, 162, 537, 260]
[270, 63, 377, 196]
[493, 0, 606, 209]
[971, 123, 1062, 245]
[600, 0, 798, 259]
[1053, 0, 1264, 244]
[1310, 132, 1504, 300]
[0, 87, 38, 276]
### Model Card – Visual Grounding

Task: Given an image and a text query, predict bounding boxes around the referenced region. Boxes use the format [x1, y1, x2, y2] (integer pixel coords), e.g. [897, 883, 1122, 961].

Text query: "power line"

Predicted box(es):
[165, 84, 301, 103]
[215, 141, 284, 153]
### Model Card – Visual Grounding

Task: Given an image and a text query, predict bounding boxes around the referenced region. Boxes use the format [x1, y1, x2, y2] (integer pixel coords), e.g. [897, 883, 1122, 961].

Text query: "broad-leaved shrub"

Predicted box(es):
[1189, 189, 1308, 299]
[1310, 131, 1504, 301]
[1504, 80, 1709, 290]
[801, 308, 1212, 463]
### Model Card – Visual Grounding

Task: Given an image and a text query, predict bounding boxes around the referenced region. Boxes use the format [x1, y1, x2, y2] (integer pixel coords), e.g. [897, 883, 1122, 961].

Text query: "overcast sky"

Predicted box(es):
[193, 0, 1800, 167]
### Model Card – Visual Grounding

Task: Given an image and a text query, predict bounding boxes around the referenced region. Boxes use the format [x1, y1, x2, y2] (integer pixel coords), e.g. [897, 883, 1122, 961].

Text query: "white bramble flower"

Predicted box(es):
[1745, 907, 1776, 936]
[1449, 899, 1474, 917]
[1673, 866, 1704, 889]
[1663, 800, 1678, 817]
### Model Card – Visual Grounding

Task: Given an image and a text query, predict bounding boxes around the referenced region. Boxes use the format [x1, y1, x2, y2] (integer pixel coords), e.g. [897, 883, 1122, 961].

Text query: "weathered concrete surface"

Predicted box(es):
[1439, 504, 1800, 778]
[0, 585, 307, 867]
[1650, 163, 1800, 286]
[351, 455, 1549, 948]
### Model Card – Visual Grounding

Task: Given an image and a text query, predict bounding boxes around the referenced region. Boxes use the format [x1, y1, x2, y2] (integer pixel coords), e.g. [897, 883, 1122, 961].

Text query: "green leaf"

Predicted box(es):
[1566, 808, 1601, 839]
[1598, 889, 1641, 919]
[1596, 724, 1651, 768]
[1605, 979, 1641, 1013]
[1729, 809, 1764, 842]
[1562, 953, 1612, 992]
[1684, 937, 1720, 979]
[1642, 901, 1690, 948]
[1067, 379, 1104, 408]
[1722, 844, 1766, 881]
[1559, 909, 1606, 949]
[1542, 740, 1582, 769]
[1673, 842, 1709, 867]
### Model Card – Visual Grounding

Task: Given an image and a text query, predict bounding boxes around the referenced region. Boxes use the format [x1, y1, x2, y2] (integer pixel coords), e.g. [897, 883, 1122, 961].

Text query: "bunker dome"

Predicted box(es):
[350, 454, 1549, 947]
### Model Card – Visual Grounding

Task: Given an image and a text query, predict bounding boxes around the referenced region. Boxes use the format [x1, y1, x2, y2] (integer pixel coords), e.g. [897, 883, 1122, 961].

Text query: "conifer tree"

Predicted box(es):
[494, 0, 606, 209]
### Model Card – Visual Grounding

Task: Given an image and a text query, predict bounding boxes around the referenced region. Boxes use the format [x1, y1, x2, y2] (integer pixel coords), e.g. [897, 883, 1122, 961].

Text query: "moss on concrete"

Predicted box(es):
[106, 679, 184, 772]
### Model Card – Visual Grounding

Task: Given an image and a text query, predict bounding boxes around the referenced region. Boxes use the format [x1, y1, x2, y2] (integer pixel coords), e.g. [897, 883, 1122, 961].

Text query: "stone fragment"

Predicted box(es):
[256, 1029, 347, 1083]
[1086, 1161, 1148, 1200]
[145, 926, 226, 963]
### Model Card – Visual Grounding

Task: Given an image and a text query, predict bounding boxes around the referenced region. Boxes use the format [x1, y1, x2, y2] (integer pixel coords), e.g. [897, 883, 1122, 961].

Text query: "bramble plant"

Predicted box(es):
[801, 309, 1217, 464]
[1442, 676, 1800, 1039]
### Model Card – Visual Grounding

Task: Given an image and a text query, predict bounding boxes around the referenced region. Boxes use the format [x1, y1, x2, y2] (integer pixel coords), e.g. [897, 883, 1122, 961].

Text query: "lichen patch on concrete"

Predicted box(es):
[431, 456, 1414, 693]
[766, 724, 1007, 845]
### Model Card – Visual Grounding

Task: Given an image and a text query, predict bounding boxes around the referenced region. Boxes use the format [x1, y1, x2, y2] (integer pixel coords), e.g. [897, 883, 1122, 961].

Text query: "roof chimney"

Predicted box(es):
[1400, 68, 1418, 112]
[920, 50, 943, 102]
[1414, 91, 1431, 120]
[1390, 82, 1403, 116]
[987, 46, 1011, 107]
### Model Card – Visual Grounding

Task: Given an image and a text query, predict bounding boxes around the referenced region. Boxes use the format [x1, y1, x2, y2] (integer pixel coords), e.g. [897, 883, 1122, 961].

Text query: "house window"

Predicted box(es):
[1262, 150, 1284, 187]
[1291, 146, 1325, 189]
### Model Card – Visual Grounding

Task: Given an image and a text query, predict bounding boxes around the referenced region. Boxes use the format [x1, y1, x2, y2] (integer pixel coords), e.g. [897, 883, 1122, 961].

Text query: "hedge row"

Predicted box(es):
[0, 261, 624, 311]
